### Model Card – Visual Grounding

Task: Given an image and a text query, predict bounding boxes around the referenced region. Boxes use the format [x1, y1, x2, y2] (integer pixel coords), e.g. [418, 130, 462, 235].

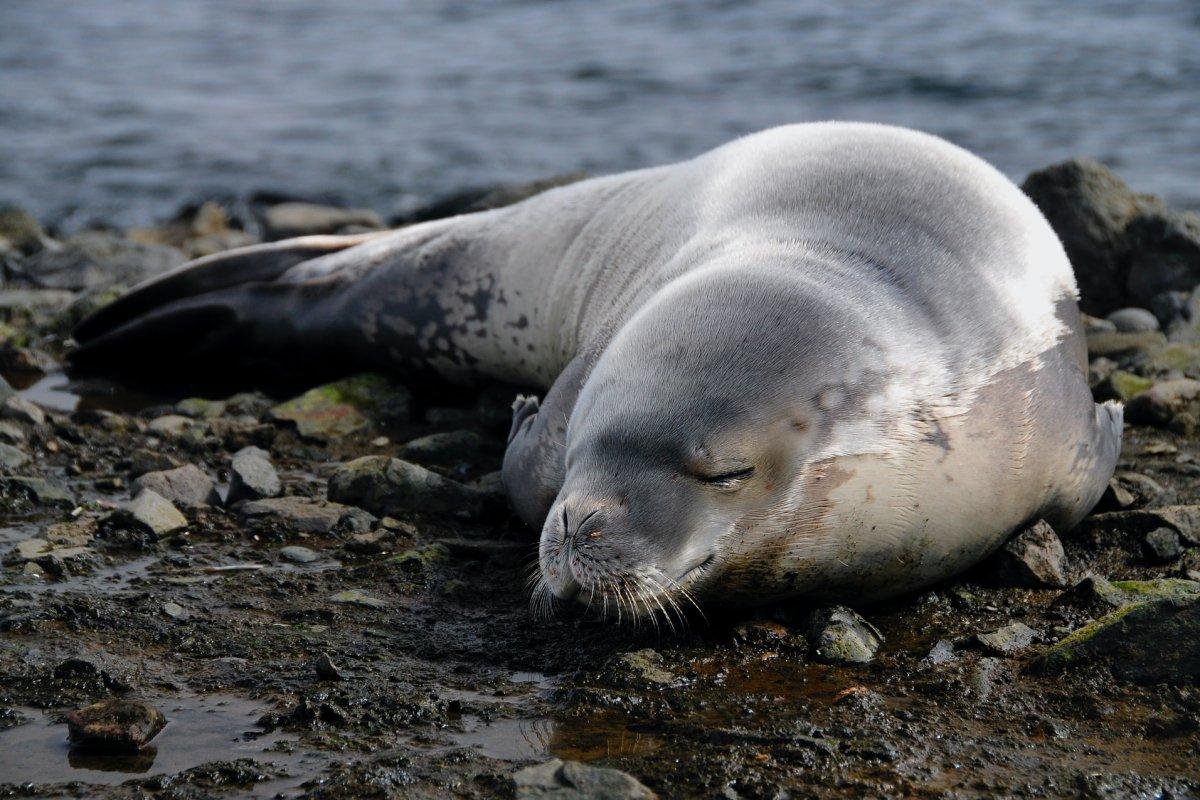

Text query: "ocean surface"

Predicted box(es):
[2, 0, 1198, 231]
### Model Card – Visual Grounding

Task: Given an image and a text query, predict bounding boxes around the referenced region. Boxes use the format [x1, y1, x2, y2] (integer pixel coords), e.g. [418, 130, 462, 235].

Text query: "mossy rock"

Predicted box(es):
[1107, 370, 1154, 401]
[1150, 342, 1200, 378]
[390, 543, 452, 570]
[270, 374, 412, 440]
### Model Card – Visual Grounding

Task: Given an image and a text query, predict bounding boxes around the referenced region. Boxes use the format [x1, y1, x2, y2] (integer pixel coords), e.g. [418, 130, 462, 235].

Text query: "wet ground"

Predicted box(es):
[1, 365, 1198, 799]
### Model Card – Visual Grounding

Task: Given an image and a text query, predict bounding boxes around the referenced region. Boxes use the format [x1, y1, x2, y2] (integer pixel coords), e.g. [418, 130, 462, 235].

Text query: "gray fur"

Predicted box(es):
[74, 122, 1122, 613]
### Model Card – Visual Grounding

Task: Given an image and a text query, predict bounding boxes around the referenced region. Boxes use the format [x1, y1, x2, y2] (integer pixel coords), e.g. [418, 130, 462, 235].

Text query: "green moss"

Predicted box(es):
[390, 543, 451, 569]
[1150, 343, 1200, 377]
[1108, 370, 1154, 401]
[1111, 578, 1200, 599]
[270, 374, 412, 440]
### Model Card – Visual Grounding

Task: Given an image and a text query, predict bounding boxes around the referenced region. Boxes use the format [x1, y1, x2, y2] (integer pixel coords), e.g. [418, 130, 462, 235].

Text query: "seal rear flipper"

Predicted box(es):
[1043, 400, 1124, 532]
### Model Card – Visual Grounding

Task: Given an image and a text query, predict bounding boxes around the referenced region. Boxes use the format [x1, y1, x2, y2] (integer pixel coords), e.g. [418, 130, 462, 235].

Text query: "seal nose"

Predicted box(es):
[541, 497, 611, 601]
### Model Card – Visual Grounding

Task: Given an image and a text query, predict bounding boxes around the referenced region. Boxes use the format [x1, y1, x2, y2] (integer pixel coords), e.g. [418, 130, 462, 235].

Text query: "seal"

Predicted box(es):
[73, 122, 1122, 619]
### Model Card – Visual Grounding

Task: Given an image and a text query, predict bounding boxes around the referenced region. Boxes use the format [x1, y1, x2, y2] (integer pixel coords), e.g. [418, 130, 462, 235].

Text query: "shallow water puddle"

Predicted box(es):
[0, 694, 302, 788]
[0, 555, 159, 595]
[8, 371, 166, 416]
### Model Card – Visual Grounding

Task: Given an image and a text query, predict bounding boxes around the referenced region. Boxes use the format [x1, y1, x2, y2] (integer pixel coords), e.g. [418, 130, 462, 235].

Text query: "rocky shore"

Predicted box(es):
[0, 162, 1198, 799]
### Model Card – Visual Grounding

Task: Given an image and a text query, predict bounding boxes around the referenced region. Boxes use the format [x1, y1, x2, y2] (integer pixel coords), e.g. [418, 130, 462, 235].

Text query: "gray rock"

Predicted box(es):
[0, 421, 24, 444]
[67, 698, 166, 751]
[0, 203, 50, 254]
[1033, 595, 1199, 684]
[1144, 527, 1183, 562]
[329, 589, 388, 610]
[610, 649, 675, 688]
[513, 758, 656, 800]
[1081, 314, 1117, 334]
[279, 545, 321, 564]
[126, 448, 183, 478]
[1126, 379, 1200, 430]
[269, 374, 412, 440]
[986, 519, 1068, 588]
[174, 397, 226, 419]
[1124, 207, 1200, 308]
[262, 202, 383, 240]
[313, 652, 344, 681]
[131, 464, 219, 507]
[22, 230, 184, 292]
[1105, 307, 1160, 332]
[0, 476, 76, 508]
[975, 621, 1037, 656]
[33, 546, 100, 576]
[240, 496, 373, 534]
[1085, 330, 1166, 360]
[146, 414, 194, 439]
[328, 456, 486, 519]
[397, 429, 493, 467]
[920, 639, 957, 667]
[1083, 505, 1200, 547]
[1, 396, 46, 426]
[162, 602, 185, 619]
[113, 489, 188, 538]
[12, 537, 51, 561]
[806, 606, 884, 664]
[0, 443, 29, 469]
[226, 446, 281, 505]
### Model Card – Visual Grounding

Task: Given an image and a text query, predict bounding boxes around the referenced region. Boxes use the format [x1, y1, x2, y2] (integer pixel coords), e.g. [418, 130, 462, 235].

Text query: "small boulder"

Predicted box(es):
[975, 621, 1037, 656]
[806, 606, 884, 664]
[985, 519, 1068, 588]
[1105, 307, 1159, 332]
[240, 496, 372, 534]
[513, 758, 656, 800]
[0, 476, 76, 509]
[131, 464, 220, 507]
[225, 446, 281, 505]
[279, 545, 321, 564]
[66, 699, 166, 751]
[397, 429, 494, 467]
[146, 414, 194, 439]
[1144, 527, 1184, 563]
[262, 202, 383, 240]
[1, 396, 46, 426]
[328, 456, 485, 519]
[112, 489, 188, 538]
[329, 589, 388, 610]
[1126, 379, 1200, 431]
[0, 442, 29, 469]
[23, 230, 184, 292]
[270, 374, 412, 440]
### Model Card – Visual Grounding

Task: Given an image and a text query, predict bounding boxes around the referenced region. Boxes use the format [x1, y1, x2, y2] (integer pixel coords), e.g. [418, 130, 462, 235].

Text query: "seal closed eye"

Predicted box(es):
[72, 122, 1122, 620]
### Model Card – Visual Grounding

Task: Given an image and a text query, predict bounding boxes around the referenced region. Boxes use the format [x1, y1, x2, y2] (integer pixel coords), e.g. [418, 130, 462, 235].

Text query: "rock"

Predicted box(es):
[396, 173, 587, 225]
[0, 443, 29, 469]
[1, 396, 46, 426]
[0, 421, 24, 444]
[1081, 314, 1116, 334]
[1083, 505, 1200, 546]
[22, 230, 185, 292]
[226, 446, 281, 505]
[0, 203, 49, 253]
[397, 429, 494, 467]
[224, 392, 274, 419]
[66, 699, 166, 751]
[34, 546, 100, 576]
[1124, 206, 1200, 307]
[0, 476, 76, 508]
[23, 562, 45, 578]
[920, 639, 957, 668]
[975, 621, 1037, 656]
[126, 448, 183, 477]
[1054, 576, 1199, 614]
[132, 464, 219, 507]
[1032, 595, 1199, 684]
[175, 397, 226, 419]
[512, 758, 656, 800]
[261, 202, 383, 240]
[1085, 330, 1166, 360]
[112, 489, 188, 538]
[985, 519, 1068, 588]
[162, 602, 185, 619]
[1143, 528, 1183, 562]
[328, 456, 486, 519]
[146, 414, 194, 438]
[329, 589, 388, 610]
[806, 606, 884, 664]
[313, 652, 345, 681]
[240, 496, 372, 534]
[1149, 342, 1200, 378]
[12, 537, 51, 561]
[279, 545, 321, 564]
[1098, 370, 1153, 402]
[1105, 307, 1159, 332]
[270, 374, 412, 440]
[611, 649, 675, 687]
[1126, 378, 1200, 430]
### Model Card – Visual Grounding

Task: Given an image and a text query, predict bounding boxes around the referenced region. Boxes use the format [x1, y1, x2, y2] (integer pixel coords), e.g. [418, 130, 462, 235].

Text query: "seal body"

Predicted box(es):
[74, 123, 1122, 611]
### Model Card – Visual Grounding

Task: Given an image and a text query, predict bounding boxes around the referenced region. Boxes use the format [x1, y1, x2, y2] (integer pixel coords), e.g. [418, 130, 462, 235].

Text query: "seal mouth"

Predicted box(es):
[675, 553, 717, 586]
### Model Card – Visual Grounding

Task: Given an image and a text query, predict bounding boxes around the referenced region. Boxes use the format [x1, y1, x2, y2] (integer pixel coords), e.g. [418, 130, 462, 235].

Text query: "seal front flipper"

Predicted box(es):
[69, 233, 386, 386]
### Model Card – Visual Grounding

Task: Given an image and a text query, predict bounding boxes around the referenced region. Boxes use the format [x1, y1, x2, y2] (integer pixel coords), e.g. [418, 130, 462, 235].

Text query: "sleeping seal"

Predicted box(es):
[72, 122, 1122, 618]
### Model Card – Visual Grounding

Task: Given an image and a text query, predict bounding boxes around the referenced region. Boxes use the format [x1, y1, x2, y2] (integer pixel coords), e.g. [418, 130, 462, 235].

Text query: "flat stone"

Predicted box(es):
[513, 758, 656, 800]
[146, 414, 194, 438]
[1106, 307, 1160, 332]
[328, 456, 485, 519]
[269, 374, 412, 440]
[262, 202, 383, 239]
[131, 464, 219, 507]
[1126, 379, 1200, 429]
[0, 443, 29, 469]
[397, 429, 493, 467]
[162, 602, 185, 619]
[0, 476, 76, 509]
[66, 699, 166, 751]
[279, 545, 321, 564]
[112, 489, 188, 537]
[1081, 505, 1200, 546]
[1085, 330, 1166, 359]
[329, 589, 388, 610]
[126, 448, 183, 478]
[1, 396, 46, 426]
[611, 649, 675, 687]
[13, 537, 51, 561]
[226, 446, 281, 505]
[174, 397, 226, 419]
[975, 621, 1037, 656]
[806, 606, 884, 664]
[240, 496, 370, 534]
[985, 519, 1068, 588]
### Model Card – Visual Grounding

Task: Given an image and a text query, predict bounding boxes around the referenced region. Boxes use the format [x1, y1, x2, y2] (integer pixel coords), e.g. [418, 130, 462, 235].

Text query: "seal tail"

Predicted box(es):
[69, 233, 386, 387]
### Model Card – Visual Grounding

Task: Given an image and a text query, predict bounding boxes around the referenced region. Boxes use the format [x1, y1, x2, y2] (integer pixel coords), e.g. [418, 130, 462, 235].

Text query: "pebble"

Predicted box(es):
[1144, 527, 1183, 562]
[975, 621, 1037, 656]
[131, 464, 220, 507]
[806, 606, 884, 664]
[66, 699, 166, 751]
[329, 589, 388, 610]
[513, 758, 656, 800]
[1, 395, 46, 426]
[920, 639, 957, 668]
[1106, 307, 1160, 332]
[226, 446, 281, 505]
[279, 545, 321, 564]
[986, 519, 1068, 588]
[162, 602, 185, 619]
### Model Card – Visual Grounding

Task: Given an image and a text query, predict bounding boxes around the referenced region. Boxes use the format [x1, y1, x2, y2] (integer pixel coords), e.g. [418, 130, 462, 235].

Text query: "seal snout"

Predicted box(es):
[540, 495, 615, 602]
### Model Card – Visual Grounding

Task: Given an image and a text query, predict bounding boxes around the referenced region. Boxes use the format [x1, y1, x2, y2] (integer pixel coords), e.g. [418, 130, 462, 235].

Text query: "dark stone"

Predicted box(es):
[1143, 527, 1183, 562]
[226, 446, 281, 505]
[67, 699, 166, 751]
[805, 606, 883, 664]
[397, 429, 496, 468]
[328, 456, 486, 519]
[0, 476, 76, 509]
[985, 519, 1068, 588]
[313, 652, 345, 681]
